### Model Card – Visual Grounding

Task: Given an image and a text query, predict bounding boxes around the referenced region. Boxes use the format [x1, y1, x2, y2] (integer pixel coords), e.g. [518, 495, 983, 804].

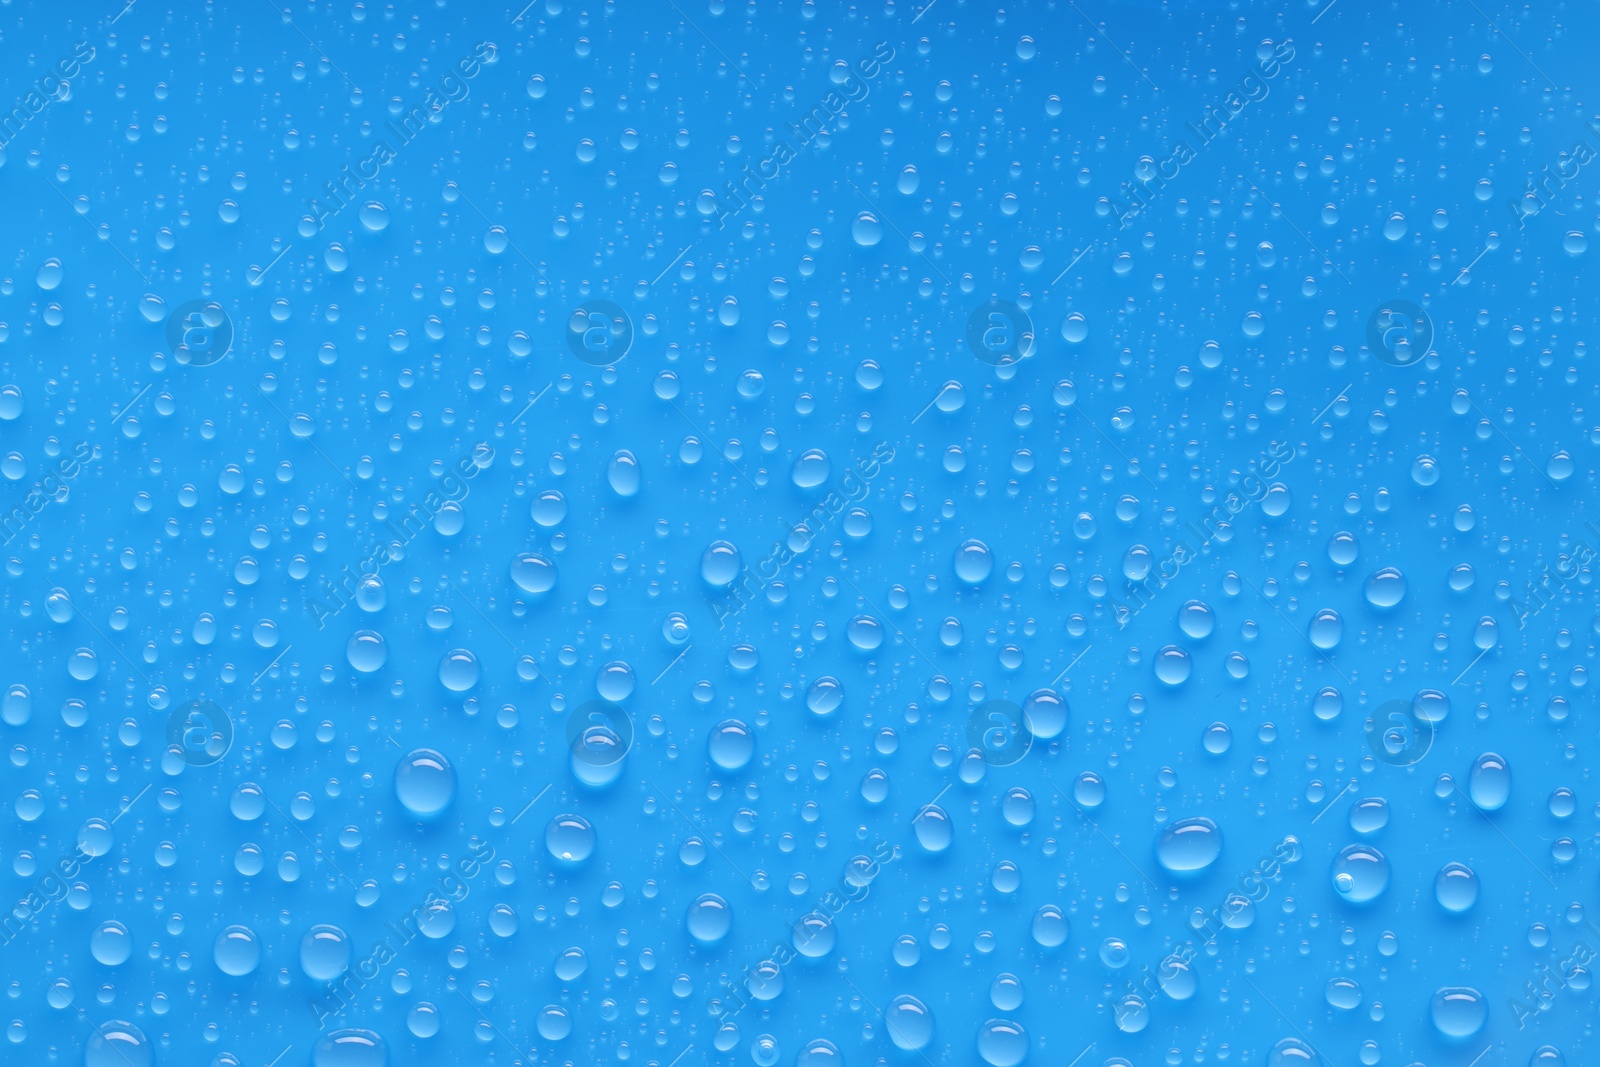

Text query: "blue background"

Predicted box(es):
[0, 1, 1596, 1065]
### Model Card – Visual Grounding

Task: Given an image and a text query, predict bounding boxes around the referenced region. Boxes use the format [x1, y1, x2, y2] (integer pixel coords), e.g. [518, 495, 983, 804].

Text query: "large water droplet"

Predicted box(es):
[1467, 752, 1511, 810]
[1331, 843, 1391, 903]
[1155, 817, 1222, 874]
[686, 893, 732, 942]
[395, 748, 455, 818]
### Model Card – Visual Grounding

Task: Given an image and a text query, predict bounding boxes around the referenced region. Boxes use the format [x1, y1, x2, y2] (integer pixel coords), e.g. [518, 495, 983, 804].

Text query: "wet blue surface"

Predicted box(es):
[1, 2, 1598, 1065]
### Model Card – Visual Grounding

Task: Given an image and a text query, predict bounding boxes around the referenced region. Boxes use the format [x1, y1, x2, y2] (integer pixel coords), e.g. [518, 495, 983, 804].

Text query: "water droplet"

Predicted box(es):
[312, 1028, 388, 1067]
[1155, 817, 1222, 874]
[1435, 862, 1479, 912]
[546, 813, 596, 863]
[1429, 986, 1487, 1038]
[213, 924, 261, 976]
[394, 748, 455, 818]
[1467, 752, 1511, 810]
[1331, 844, 1391, 903]
[686, 893, 732, 943]
[977, 1018, 1029, 1066]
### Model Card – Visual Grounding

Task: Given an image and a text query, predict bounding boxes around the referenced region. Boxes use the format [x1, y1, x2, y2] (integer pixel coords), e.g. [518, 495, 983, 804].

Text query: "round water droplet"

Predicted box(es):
[792, 448, 831, 487]
[852, 212, 883, 246]
[686, 893, 732, 943]
[1467, 752, 1511, 810]
[1154, 646, 1191, 686]
[1435, 862, 1479, 913]
[1364, 566, 1407, 608]
[1331, 844, 1391, 903]
[913, 805, 954, 852]
[511, 552, 557, 594]
[977, 1018, 1028, 1067]
[709, 720, 755, 771]
[701, 540, 743, 587]
[954, 539, 994, 584]
[394, 749, 456, 818]
[1031, 905, 1068, 947]
[90, 920, 133, 965]
[85, 1021, 152, 1067]
[437, 649, 480, 692]
[1155, 816, 1222, 874]
[806, 675, 844, 717]
[1020, 688, 1066, 740]
[607, 450, 641, 496]
[545, 813, 596, 863]
[213, 924, 261, 976]
[312, 1028, 388, 1067]
[1308, 608, 1343, 650]
[886, 994, 934, 1050]
[1325, 976, 1363, 1010]
[1429, 986, 1487, 1038]
[346, 630, 387, 673]
[300, 924, 352, 981]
